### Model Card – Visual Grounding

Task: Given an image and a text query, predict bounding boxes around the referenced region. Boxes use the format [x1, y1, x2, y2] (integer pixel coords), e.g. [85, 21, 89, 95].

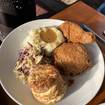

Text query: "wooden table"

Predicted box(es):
[1, 1, 105, 105]
[51, 1, 105, 105]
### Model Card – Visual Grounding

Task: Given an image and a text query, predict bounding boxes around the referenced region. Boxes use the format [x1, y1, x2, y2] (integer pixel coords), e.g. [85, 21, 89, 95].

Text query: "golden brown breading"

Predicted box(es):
[27, 64, 67, 104]
[59, 21, 95, 44]
[54, 43, 91, 76]
[28, 64, 60, 93]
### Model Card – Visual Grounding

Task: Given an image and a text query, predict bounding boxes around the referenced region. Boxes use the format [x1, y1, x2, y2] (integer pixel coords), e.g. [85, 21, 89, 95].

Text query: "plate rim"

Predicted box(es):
[0, 19, 104, 105]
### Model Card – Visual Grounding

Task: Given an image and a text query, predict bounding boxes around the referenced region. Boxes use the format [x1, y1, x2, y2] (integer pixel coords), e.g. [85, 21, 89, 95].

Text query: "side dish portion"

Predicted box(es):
[28, 64, 67, 104]
[14, 27, 65, 83]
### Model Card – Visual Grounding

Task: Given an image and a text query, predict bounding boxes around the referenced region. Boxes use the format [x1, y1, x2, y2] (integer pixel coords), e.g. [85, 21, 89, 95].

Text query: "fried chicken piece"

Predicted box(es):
[28, 64, 67, 104]
[59, 21, 95, 44]
[54, 43, 91, 76]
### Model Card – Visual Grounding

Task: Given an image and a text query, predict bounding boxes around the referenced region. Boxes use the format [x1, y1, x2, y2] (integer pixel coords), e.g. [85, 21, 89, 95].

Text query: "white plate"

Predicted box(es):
[100, 103, 105, 105]
[0, 19, 104, 105]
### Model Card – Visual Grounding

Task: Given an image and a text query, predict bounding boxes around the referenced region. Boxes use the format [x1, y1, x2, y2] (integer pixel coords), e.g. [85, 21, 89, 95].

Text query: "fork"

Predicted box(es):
[80, 24, 105, 44]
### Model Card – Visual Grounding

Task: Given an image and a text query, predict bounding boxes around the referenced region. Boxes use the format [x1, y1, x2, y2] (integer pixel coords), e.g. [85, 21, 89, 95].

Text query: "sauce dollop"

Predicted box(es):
[40, 28, 57, 43]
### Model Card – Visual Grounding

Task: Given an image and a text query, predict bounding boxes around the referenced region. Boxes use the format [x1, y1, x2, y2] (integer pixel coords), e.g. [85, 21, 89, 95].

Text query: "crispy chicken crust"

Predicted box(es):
[59, 21, 95, 44]
[28, 64, 67, 104]
[54, 43, 91, 76]
[28, 64, 60, 93]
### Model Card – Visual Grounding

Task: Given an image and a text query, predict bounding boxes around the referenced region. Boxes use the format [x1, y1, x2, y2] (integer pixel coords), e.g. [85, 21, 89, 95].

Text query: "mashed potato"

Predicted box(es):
[23, 27, 65, 54]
